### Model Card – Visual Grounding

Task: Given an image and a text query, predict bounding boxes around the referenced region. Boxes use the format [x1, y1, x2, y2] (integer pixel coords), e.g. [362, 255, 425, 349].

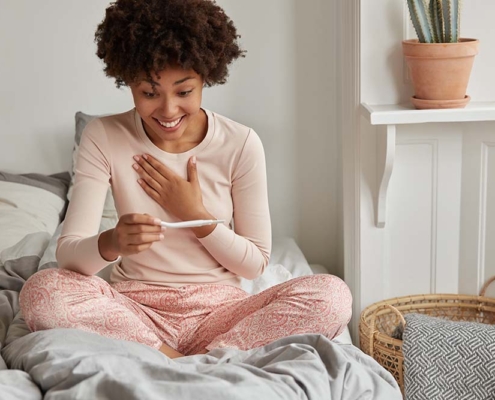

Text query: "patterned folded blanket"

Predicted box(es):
[403, 313, 495, 400]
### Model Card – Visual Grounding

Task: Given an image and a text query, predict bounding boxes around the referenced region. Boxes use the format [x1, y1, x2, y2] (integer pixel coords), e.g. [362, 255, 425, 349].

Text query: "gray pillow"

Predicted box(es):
[68, 112, 118, 225]
[0, 172, 70, 201]
[403, 313, 495, 399]
[75, 111, 97, 145]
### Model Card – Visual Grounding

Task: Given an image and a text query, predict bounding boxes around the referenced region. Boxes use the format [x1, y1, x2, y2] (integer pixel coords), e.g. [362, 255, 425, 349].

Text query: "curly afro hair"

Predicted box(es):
[95, 0, 246, 88]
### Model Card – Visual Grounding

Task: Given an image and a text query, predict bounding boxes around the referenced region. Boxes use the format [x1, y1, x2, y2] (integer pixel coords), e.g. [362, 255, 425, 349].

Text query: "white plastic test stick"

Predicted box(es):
[160, 219, 225, 229]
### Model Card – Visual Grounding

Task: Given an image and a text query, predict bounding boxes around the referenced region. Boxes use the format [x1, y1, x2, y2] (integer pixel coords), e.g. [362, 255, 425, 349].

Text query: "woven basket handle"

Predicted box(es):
[369, 304, 406, 356]
[479, 276, 495, 297]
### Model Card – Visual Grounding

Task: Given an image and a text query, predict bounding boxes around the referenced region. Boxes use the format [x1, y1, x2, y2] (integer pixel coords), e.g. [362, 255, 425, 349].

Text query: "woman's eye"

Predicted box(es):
[179, 90, 193, 97]
[143, 91, 156, 98]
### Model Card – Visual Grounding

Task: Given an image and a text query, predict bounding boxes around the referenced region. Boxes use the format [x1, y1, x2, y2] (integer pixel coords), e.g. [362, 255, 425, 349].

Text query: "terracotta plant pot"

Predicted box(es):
[402, 38, 479, 109]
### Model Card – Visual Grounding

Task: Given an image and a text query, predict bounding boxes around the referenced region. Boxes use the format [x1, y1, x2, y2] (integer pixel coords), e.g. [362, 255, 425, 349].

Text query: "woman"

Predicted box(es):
[20, 0, 352, 358]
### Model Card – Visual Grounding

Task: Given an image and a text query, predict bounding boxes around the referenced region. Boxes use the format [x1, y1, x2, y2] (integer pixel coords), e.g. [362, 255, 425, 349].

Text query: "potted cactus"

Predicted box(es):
[403, 0, 479, 109]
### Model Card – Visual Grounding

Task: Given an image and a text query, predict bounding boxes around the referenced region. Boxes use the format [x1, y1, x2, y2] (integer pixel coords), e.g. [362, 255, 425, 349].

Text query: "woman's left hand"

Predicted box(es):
[132, 154, 210, 221]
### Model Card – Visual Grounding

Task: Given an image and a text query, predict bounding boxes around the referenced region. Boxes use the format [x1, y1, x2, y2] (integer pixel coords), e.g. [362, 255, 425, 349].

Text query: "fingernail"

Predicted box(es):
[191, 156, 196, 165]
[138, 179, 143, 184]
[154, 218, 161, 225]
[161, 226, 167, 231]
[159, 234, 164, 240]
[143, 154, 148, 160]
[132, 163, 139, 170]
[133, 156, 139, 161]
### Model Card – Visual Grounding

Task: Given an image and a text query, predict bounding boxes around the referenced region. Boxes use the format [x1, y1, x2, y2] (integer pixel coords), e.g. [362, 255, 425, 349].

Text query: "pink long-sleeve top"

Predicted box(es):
[56, 108, 271, 288]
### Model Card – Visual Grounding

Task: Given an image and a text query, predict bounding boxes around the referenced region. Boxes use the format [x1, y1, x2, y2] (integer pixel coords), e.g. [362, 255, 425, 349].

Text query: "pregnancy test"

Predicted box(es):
[160, 219, 225, 229]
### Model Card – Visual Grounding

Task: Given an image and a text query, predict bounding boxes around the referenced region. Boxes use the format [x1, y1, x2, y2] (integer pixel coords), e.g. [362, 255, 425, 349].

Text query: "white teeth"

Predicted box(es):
[158, 117, 181, 128]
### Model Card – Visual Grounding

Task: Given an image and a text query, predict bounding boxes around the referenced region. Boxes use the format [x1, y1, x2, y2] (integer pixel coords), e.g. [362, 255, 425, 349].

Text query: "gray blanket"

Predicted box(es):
[0, 232, 402, 400]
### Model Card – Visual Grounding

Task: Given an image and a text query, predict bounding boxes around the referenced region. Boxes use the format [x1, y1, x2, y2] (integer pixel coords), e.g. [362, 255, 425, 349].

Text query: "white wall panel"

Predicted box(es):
[484, 144, 495, 294]
[386, 126, 462, 298]
[459, 123, 495, 296]
[386, 141, 436, 297]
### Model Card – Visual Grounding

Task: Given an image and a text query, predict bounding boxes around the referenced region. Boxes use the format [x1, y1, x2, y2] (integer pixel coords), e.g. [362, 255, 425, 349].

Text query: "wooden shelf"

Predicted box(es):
[361, 101, 495, 126]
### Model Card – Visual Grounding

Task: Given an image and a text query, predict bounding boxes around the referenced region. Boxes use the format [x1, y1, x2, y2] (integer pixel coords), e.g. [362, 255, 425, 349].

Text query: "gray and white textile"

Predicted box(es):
[403, 313, 495, 400]
[0, 232, 402, 400]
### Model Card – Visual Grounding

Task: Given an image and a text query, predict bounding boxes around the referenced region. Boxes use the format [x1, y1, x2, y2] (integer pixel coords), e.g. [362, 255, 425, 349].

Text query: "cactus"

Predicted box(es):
[430, 0, 444, 42]
[442, 0, 461, 42]
[406, 0, 461, 43]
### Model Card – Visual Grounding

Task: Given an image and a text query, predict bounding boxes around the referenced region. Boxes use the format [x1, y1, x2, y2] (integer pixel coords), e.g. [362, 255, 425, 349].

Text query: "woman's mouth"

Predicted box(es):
[153, 116, 184, 132]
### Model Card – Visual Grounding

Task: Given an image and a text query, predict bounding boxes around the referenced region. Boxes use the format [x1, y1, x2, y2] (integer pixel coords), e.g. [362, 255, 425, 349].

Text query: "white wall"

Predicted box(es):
[0, 0, 341, 273]
[293, 0, 339, 275]
[0, 1, 133, 174]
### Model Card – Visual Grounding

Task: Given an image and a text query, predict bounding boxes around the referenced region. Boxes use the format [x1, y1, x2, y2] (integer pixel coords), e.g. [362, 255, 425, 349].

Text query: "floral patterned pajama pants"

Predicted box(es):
[19, 269, 352, 355]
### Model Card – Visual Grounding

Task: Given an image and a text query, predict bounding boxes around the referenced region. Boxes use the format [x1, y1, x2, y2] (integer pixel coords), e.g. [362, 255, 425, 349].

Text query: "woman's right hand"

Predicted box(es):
[98, 213, 164, 260]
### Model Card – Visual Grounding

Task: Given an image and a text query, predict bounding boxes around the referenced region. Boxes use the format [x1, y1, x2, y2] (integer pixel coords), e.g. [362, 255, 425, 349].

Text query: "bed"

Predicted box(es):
[0, 114, 402, 399]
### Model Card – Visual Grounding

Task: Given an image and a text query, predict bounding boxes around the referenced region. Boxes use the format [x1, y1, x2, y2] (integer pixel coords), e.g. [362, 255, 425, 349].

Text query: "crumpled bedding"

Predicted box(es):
[0, 232, 402, 399]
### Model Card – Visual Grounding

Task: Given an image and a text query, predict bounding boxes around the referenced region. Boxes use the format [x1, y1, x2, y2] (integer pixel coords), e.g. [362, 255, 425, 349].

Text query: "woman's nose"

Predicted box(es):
[159, 99, 178, 118]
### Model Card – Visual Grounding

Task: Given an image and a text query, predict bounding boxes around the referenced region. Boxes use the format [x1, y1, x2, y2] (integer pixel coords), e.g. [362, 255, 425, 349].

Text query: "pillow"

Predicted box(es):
[270, 237, 313, 277]
[68, 112, 118, 226]
[403, 313, 495, 399]
[240, 237, 313, 295]
[0, 172, 70, 254]
[0, 171, 69, 209]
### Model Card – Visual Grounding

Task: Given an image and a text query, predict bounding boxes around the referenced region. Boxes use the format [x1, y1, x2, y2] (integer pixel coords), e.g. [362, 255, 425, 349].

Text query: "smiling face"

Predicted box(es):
[130, 65, 207, 152]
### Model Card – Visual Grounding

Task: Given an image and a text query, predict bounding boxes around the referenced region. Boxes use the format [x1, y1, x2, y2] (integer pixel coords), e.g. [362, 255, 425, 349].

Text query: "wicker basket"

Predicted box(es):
[359, 276, 495, 395]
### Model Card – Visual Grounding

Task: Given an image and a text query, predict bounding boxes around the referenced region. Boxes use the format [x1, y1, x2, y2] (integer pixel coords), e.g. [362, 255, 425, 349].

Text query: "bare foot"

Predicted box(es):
[159, 343, 184, 359]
